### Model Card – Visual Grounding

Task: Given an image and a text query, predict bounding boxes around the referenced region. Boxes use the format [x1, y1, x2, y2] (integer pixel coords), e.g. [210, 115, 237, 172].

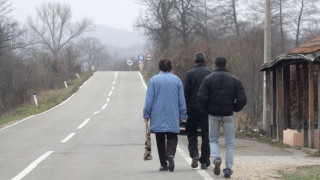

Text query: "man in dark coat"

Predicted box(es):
[184, 52, 213, 169]
[197, 57, 247, 179]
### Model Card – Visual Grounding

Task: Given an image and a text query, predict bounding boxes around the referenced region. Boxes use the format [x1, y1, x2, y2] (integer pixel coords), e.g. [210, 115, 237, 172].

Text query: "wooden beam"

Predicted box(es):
[266, 71, 272, 137]
[272, 70, 277, 138]
[283, 66, 291, 129]
[276, 68, 284, 141]
[302, 64, 309, 147]
[308, 62, 315, 148]
[296, 64, 302, 132]
[318, 64, 320, 153]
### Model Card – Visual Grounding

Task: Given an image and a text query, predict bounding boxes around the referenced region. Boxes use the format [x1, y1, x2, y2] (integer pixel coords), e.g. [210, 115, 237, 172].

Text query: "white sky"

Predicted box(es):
[10, 0, 142, 32]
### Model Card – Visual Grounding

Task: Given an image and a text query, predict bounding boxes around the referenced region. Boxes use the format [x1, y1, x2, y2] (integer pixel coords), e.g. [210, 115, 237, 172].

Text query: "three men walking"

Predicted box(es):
[143, 54, 247, 179]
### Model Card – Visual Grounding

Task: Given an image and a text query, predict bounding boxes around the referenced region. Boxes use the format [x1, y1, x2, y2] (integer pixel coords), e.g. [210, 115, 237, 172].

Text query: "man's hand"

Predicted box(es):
[179, 118, 184, 123]
[144, 118, 149, 123]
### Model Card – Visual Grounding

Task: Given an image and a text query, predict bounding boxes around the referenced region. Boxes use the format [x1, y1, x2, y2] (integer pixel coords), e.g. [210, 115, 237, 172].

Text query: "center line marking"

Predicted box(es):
[113, 81, 116, 85]
[12, 151, 54, 180]
[101, 103, 108, 110]
[112, 86, 114, 90]
[77, 118, 91, 129]
[61, 133, 76, 143]
[93, 111, 100, 115]
[108, 91, 113, 96]
[107, 98, 110, 102]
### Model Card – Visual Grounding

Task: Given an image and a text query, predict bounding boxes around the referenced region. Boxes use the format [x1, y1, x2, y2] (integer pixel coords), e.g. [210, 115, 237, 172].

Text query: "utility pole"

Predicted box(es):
[263, 0, 272, 131]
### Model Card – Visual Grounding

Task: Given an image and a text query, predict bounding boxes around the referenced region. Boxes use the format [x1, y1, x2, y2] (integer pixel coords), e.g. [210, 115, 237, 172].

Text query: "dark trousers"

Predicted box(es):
[155, 133, 178, 167]
[186, 108, 210, 166]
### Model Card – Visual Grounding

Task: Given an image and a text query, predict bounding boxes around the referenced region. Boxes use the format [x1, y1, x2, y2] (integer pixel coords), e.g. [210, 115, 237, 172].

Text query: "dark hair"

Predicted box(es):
[194, 52, 206, 63]
[215, 57, 227, 68]
[159, 58, 172, 72]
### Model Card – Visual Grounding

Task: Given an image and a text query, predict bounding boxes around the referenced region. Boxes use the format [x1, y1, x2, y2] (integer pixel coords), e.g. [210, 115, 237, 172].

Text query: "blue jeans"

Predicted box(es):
[208, 115, 235, 172]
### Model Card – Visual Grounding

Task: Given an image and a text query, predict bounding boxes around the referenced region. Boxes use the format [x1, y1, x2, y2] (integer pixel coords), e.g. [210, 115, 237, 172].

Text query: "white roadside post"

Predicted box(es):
[76, 73, 80, 79]
[33, 92, 39, 108]
[64, 80, 68, 89]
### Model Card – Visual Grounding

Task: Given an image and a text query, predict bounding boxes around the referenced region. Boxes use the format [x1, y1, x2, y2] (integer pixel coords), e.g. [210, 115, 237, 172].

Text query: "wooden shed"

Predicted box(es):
[259, 36, 320, 151]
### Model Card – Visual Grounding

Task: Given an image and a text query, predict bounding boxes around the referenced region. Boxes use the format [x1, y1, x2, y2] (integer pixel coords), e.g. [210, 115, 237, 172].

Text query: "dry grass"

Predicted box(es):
[0, 72, 93, 127]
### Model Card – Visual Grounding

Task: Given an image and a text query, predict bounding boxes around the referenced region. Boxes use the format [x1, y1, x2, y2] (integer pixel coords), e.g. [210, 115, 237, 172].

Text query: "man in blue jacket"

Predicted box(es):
[197, 57, 247, 179]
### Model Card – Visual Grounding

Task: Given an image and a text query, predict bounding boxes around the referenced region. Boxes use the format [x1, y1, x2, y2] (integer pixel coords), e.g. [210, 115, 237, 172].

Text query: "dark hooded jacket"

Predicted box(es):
[184, 64, 213, 111]
[197, 68, 247, 116]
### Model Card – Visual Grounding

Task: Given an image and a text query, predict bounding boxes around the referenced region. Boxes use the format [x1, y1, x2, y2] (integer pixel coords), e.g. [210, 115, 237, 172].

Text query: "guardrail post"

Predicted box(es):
[33, 92, 39, 108]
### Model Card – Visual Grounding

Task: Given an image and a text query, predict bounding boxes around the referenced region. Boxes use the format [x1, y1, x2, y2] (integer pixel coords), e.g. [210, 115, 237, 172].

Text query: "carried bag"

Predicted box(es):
[143, 120, 152, 161]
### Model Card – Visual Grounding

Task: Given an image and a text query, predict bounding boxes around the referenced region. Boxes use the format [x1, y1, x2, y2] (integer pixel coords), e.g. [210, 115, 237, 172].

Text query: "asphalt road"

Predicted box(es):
[0, 71, 216, 180]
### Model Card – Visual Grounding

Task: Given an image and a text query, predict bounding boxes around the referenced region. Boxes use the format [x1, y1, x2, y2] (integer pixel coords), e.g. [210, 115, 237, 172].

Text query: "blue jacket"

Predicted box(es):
[143, 71, 187, 133]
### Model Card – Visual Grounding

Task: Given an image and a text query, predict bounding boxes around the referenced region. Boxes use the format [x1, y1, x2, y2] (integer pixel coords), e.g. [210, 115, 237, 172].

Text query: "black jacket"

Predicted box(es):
[197, 68, 247, 116]
[184, 64, 213, 109]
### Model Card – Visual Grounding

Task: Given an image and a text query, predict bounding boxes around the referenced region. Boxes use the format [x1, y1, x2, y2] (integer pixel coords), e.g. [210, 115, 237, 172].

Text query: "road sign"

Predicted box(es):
[145, 53, 152, 61]
[127, 60, 133, 66]
[138, 54, 145, 61]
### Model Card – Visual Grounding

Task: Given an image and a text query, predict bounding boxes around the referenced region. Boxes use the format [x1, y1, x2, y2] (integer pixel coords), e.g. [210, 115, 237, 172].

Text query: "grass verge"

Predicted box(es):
[0, 72, 94, 128]
[278, 165, 320, 180]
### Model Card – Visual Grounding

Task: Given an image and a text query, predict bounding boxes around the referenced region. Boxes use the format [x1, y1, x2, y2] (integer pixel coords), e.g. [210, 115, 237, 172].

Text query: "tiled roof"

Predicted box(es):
[259, 36, 320, 71]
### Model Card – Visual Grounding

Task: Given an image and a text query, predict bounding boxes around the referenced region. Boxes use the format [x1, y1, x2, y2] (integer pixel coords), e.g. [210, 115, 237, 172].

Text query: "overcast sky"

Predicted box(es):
[10, 0, 142, 32]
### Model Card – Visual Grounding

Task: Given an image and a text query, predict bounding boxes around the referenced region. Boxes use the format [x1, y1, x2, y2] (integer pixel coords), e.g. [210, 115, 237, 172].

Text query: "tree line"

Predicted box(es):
[0, 0, 132, 117]
[135, 0, 320, 129]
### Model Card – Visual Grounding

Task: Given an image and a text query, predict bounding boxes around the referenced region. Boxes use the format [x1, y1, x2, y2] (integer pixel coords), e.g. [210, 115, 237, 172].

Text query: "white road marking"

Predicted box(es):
[177, 146, 214, 180]
[138, 72, 147, 89]
[0, 115, 35, 131]
[12, 151, 54, 180]
[101, 103, 108, 110]
[77, 118, 91, 129]
[61, 133, 76, 143]
[108, 91, 113, 96]
[112, 86, 114, 90]
[113, 81, 116, 85]
[107, 98, 110, 102]
[138, 71, 213, 180]
[93, 111, 100, 115]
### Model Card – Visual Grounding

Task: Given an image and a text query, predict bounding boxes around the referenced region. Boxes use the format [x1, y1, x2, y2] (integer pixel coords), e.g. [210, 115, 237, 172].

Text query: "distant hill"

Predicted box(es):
[85, 25, 147, 58]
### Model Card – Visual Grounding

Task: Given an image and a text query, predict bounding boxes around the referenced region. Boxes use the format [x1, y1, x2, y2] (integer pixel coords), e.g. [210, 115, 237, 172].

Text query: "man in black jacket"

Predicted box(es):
[197, 57, 247, 179]
[184, 52, 213, 169]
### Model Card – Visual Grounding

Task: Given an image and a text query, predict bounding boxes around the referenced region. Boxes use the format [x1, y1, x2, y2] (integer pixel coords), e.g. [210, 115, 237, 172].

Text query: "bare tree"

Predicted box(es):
[78, 37, 106, 71]
[291, 0, 320, 46]
[135, 0, 175, 52]
[0, 0, 30, 54]
[172, 0, 201, 42]
[211, 0, 241, 37]
[28, 2, 92, 65]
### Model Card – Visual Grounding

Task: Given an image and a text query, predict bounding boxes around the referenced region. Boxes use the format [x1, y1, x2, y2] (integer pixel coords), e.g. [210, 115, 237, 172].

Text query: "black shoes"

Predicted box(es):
[191, 156, 199, 168]
[213, 157, 222, 175]
[223, 168, 232, 179]
[200, 163, 208, 169]
[223, 172, 231, 179]
[159, 166, 168, 171]
[168, 156, 175, 172]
